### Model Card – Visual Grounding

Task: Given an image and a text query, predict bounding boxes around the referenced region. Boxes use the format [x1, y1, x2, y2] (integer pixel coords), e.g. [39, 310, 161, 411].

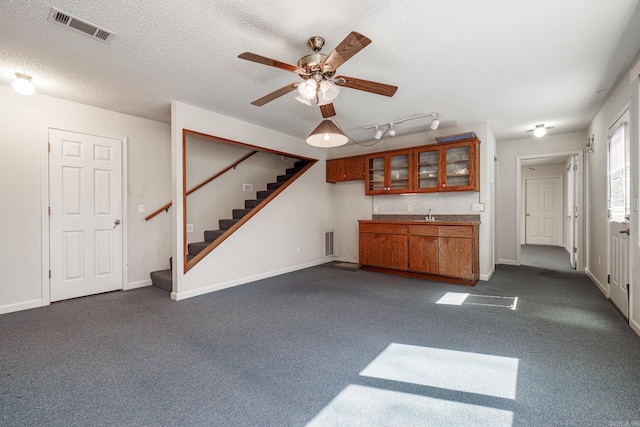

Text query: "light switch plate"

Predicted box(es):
[138, 204, 145, 214]
[186, 223, 194, 233]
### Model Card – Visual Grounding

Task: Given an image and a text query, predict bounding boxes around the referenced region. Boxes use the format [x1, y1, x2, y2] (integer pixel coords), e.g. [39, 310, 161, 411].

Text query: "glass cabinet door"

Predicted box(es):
[417, 149, 439, 190]
[367, 156, 385, 192]
[389, 153, 411, 192]
[444, 145, 471, 188]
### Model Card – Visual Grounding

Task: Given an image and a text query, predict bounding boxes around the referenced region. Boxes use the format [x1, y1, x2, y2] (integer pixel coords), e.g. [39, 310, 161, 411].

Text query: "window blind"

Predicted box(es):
[608, 122, 629, 223]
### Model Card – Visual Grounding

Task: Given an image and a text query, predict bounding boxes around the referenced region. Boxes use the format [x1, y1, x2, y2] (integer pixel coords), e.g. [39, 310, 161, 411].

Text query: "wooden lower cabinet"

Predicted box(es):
[359, 220, 479, 285]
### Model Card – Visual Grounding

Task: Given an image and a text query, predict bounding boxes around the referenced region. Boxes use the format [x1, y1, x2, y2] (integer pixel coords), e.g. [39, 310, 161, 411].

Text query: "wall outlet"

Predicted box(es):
[472, 203, 485, 212]
[408, 204, 413, 212]
[374, 205, 378, 213]
[186, 223, 194, 233]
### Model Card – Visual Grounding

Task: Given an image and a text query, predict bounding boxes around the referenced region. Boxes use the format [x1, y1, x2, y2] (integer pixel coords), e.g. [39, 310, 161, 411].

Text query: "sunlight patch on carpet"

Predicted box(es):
[306, 385, 513, 427]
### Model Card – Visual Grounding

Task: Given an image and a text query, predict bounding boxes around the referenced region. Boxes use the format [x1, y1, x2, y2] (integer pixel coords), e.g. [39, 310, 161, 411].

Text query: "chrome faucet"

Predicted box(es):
[425, 209, 435, 221]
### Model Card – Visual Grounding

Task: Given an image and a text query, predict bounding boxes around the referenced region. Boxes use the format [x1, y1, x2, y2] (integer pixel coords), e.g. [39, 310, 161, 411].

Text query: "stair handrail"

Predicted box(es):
[145, 150, 258, 221]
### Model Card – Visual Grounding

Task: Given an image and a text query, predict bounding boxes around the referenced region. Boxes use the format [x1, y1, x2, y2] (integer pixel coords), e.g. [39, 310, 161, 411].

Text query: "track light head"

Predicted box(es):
[374, 126, 383, 140]
[388, 123, 396, 137]
[430, 113, 440, 130]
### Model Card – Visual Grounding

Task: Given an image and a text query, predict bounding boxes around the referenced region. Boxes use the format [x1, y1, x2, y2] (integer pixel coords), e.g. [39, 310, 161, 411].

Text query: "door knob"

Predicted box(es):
[619, 229, 629, 235]
[114, 219, 121, 229]
[526, 213, 530, 216]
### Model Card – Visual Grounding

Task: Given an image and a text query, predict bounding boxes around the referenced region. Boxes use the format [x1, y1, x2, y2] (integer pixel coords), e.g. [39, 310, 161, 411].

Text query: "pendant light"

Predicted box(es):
[306, 119, 349, 147]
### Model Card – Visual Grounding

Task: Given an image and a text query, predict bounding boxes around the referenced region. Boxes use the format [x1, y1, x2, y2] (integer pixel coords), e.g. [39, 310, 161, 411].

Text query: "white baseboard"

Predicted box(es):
[480, 265, 495, 281]
[585, 268, 608, 297]
[125, 279, 151, 290]
[0, 299, 43, 315]
[498, 259, 518, 266]
[172, 259, 331, 301]
[630, 317, 640, 337]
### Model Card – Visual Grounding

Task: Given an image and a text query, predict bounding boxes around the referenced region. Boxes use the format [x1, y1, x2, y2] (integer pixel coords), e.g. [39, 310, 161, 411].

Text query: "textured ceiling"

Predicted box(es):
[2, 0, 640, 143]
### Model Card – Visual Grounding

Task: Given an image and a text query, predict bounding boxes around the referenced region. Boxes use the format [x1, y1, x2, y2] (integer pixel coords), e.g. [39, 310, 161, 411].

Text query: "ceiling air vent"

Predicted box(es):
[48, 8, 114, 43]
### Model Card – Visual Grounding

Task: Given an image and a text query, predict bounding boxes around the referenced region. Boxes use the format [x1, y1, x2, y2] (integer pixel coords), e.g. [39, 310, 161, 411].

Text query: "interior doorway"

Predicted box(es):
[516, 151, 584, 271]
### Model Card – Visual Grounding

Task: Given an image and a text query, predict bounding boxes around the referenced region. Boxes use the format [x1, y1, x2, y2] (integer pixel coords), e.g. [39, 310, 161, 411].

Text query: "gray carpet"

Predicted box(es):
[521, 244, 574, 272]
[1, 260, 639, 426]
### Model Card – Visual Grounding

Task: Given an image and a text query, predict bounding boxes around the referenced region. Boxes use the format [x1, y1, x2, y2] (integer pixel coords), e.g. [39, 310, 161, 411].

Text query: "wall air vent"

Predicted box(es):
[324, 231, 334, 257]
[48, 8, 114, 43]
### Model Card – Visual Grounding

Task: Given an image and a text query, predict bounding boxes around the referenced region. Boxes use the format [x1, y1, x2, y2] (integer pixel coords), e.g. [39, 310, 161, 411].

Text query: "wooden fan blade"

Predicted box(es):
[320, 103, 336, 118]
[321, 32, 371, 71]
[335, 75, 398, 97]
[251, 83, 299, 106]
[238, 52, 305, 74]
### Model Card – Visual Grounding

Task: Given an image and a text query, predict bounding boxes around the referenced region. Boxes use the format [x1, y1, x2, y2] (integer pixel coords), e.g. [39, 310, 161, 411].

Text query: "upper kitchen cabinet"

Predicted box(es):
[414, 137, 480, 193]
[365, 149, 413, 195]
[326, 155, 365, 182]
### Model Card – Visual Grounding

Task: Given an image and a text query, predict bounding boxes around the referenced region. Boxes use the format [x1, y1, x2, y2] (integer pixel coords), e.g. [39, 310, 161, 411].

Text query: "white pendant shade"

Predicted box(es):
[306, 119, 348, 147]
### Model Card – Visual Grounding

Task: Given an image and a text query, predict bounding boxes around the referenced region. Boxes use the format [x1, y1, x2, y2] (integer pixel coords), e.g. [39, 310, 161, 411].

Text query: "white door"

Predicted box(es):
[49, 129, 123, 302]
[525, 177, 562, 246]
[608, 111, 631, 317]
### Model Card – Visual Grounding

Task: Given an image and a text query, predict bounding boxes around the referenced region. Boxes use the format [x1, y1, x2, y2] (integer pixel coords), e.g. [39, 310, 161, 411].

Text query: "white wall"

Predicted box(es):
[327, 121, 496, 280]
[171, 102, 335, 300]
[496, 132, 586, 265]
[586, 53, 640, 335]
[0, 84, 171, 314]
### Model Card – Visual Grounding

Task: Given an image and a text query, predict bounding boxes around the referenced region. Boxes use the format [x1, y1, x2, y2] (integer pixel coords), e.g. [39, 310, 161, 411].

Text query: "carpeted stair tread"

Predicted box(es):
[204, 230, 225, 242]
[267, 181, 285, 190]
[256, 189, 275, 199]
[232, 208, 252, 219]
[219, 218, 239, 230]
[285, 167, 303, 175]
[245, 199, 264, 209]
[188, 241, 210, 256]
[150, 269, 172, 293]
[276, 173, 296, 182]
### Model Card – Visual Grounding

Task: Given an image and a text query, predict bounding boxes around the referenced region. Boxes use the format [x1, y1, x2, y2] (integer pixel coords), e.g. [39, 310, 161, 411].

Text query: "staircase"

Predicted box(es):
[150, 159, 310, 293]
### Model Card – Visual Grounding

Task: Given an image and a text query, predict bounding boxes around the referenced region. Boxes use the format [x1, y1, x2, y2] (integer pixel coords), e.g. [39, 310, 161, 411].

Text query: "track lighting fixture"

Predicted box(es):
[430, 113, 440, 130]
[388, 123, 396, 137]
[12, 73, 35, 96]
[526, 123, 554, 137]
[364, 111, 440, 141]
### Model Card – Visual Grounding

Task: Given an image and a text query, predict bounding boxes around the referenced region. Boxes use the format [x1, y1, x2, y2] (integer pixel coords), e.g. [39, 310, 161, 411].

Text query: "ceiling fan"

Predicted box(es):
[238, 31, 398, 117]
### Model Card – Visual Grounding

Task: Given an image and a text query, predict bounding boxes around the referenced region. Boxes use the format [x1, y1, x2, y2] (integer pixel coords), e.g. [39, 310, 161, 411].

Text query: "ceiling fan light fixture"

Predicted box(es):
[295, 95, 312, 105]
[320, 80, 340, 102]
[306, 119, 349, 148]
[297, 79, 317, 100]
[12, 73, 35, 95]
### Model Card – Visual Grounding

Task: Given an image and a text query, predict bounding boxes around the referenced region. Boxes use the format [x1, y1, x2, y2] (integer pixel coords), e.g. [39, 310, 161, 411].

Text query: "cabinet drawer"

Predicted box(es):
[360, 223, 408, 235]
[439, 226, 472, 238]
[408, 225, 439, 236]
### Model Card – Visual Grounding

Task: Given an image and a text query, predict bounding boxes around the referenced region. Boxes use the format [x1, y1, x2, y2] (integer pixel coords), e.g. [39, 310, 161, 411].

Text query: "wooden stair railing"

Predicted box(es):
[145, 151, 258, 221]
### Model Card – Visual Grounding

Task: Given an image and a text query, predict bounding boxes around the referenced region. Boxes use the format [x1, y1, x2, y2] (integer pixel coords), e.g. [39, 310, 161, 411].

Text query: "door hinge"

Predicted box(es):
[48, 270, 51, 279]
[573, 247, 577, 253]
[48, 206, 51, 215]
[48, 142, 51, 153]
[607, 274, 610, 284]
